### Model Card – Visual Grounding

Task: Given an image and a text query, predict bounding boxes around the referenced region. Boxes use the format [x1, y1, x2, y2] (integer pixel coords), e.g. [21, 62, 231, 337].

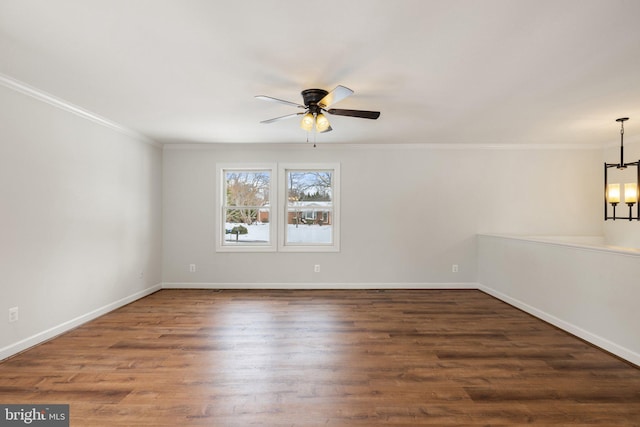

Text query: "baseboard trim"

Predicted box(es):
[0, 284, 162, 362]
[478, 283, 640, 367]
[161, 282, 479, 290]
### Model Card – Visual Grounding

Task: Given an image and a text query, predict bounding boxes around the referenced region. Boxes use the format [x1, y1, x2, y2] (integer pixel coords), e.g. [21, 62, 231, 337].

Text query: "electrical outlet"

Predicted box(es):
[9, 307, 18, 323]
[452, 264, 459, 273]
[189, 264, 196, 273]
[314, 264, 321, 273]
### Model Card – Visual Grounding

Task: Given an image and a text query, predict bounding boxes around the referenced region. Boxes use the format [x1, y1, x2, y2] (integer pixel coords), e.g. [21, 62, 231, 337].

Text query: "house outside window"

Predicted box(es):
[280, 164, 340, 252]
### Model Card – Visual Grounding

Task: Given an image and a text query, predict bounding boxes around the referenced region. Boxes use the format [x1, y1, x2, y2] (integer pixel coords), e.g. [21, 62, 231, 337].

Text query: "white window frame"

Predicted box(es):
[215, 163, 277, 252]
[278, 163, 340, 252]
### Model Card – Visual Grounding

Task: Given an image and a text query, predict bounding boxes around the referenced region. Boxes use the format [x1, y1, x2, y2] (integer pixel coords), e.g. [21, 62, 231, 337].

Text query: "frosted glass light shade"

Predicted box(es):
[300, 113, 314, 131]
[607, 183, 621, 204]
[315, 113, 330, 132]
[624, 183, 638, 204]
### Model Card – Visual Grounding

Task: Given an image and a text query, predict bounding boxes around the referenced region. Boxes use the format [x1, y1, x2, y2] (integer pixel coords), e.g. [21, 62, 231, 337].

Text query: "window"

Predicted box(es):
[216, 163, 339, 252]
[279, 164, 340, 252]
[216, 165, 276, 252]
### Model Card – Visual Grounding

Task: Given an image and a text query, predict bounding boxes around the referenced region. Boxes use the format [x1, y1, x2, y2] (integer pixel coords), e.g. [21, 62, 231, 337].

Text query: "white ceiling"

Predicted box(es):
[1, 0, 640, 146]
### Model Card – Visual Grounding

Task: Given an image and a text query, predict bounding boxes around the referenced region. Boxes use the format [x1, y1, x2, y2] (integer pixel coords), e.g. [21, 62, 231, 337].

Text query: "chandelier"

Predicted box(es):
[604, 118, 639, 221]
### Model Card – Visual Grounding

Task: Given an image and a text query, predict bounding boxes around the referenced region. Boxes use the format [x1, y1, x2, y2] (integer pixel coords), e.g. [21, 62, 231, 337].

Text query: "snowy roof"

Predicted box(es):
[288, 201, 332, 208]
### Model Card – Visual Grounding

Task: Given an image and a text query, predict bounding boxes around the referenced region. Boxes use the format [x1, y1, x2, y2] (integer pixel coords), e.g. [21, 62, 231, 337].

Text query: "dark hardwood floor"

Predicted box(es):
[1, 289, 639, 426]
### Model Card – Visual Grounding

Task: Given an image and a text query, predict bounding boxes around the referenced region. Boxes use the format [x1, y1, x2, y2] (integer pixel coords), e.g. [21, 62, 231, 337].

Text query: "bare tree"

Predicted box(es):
[226, 172, 270, 224]
[288, 171, 332, 200]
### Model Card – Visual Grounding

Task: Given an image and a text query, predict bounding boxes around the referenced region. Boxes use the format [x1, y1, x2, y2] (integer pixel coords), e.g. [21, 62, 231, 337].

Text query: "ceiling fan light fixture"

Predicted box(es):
[300, 112, 314, 131]
[315, 113, 330, 132]
[257, 85, 380, 137]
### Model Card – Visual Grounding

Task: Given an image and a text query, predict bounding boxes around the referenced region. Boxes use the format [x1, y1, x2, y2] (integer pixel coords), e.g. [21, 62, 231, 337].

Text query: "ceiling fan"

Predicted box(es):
[255, 85, 380, 133]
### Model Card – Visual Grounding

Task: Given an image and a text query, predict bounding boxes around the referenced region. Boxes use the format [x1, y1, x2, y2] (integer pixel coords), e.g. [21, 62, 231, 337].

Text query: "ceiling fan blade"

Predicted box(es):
[320, 125, 333, 133]
[318, 85, 354, 108]
[260, 113, 304, 124]
[255, 95, 305, 109]
[327, 109, 380, 119]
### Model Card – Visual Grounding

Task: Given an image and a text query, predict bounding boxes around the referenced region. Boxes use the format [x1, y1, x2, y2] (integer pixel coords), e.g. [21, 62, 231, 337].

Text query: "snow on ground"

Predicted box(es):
[224, 223, 332, 244]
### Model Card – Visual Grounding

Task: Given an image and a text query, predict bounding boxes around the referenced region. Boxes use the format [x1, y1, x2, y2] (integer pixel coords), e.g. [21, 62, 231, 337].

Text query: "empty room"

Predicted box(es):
[1, 0, 639, 425]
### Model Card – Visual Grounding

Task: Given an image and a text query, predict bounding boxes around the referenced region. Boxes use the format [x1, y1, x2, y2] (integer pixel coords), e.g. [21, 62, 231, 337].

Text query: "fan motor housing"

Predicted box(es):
[301, 89, 328, 109]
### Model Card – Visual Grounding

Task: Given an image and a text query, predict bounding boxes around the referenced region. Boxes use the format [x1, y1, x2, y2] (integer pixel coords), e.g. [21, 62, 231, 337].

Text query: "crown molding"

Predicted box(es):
[163, 141, 603, 151]
[0, 73, 161, 148]
[602, 133, 640, 149]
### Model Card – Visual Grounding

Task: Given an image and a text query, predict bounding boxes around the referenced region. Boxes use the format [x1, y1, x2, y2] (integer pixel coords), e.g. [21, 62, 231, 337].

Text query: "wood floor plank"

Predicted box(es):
[1, 289, 639, 425]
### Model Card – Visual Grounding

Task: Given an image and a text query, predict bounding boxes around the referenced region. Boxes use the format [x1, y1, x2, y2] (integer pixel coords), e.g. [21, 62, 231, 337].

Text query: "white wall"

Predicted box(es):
[478, 234, 640, 365]
[0, 84, 163, 360]
[162, 143, 602, 287]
